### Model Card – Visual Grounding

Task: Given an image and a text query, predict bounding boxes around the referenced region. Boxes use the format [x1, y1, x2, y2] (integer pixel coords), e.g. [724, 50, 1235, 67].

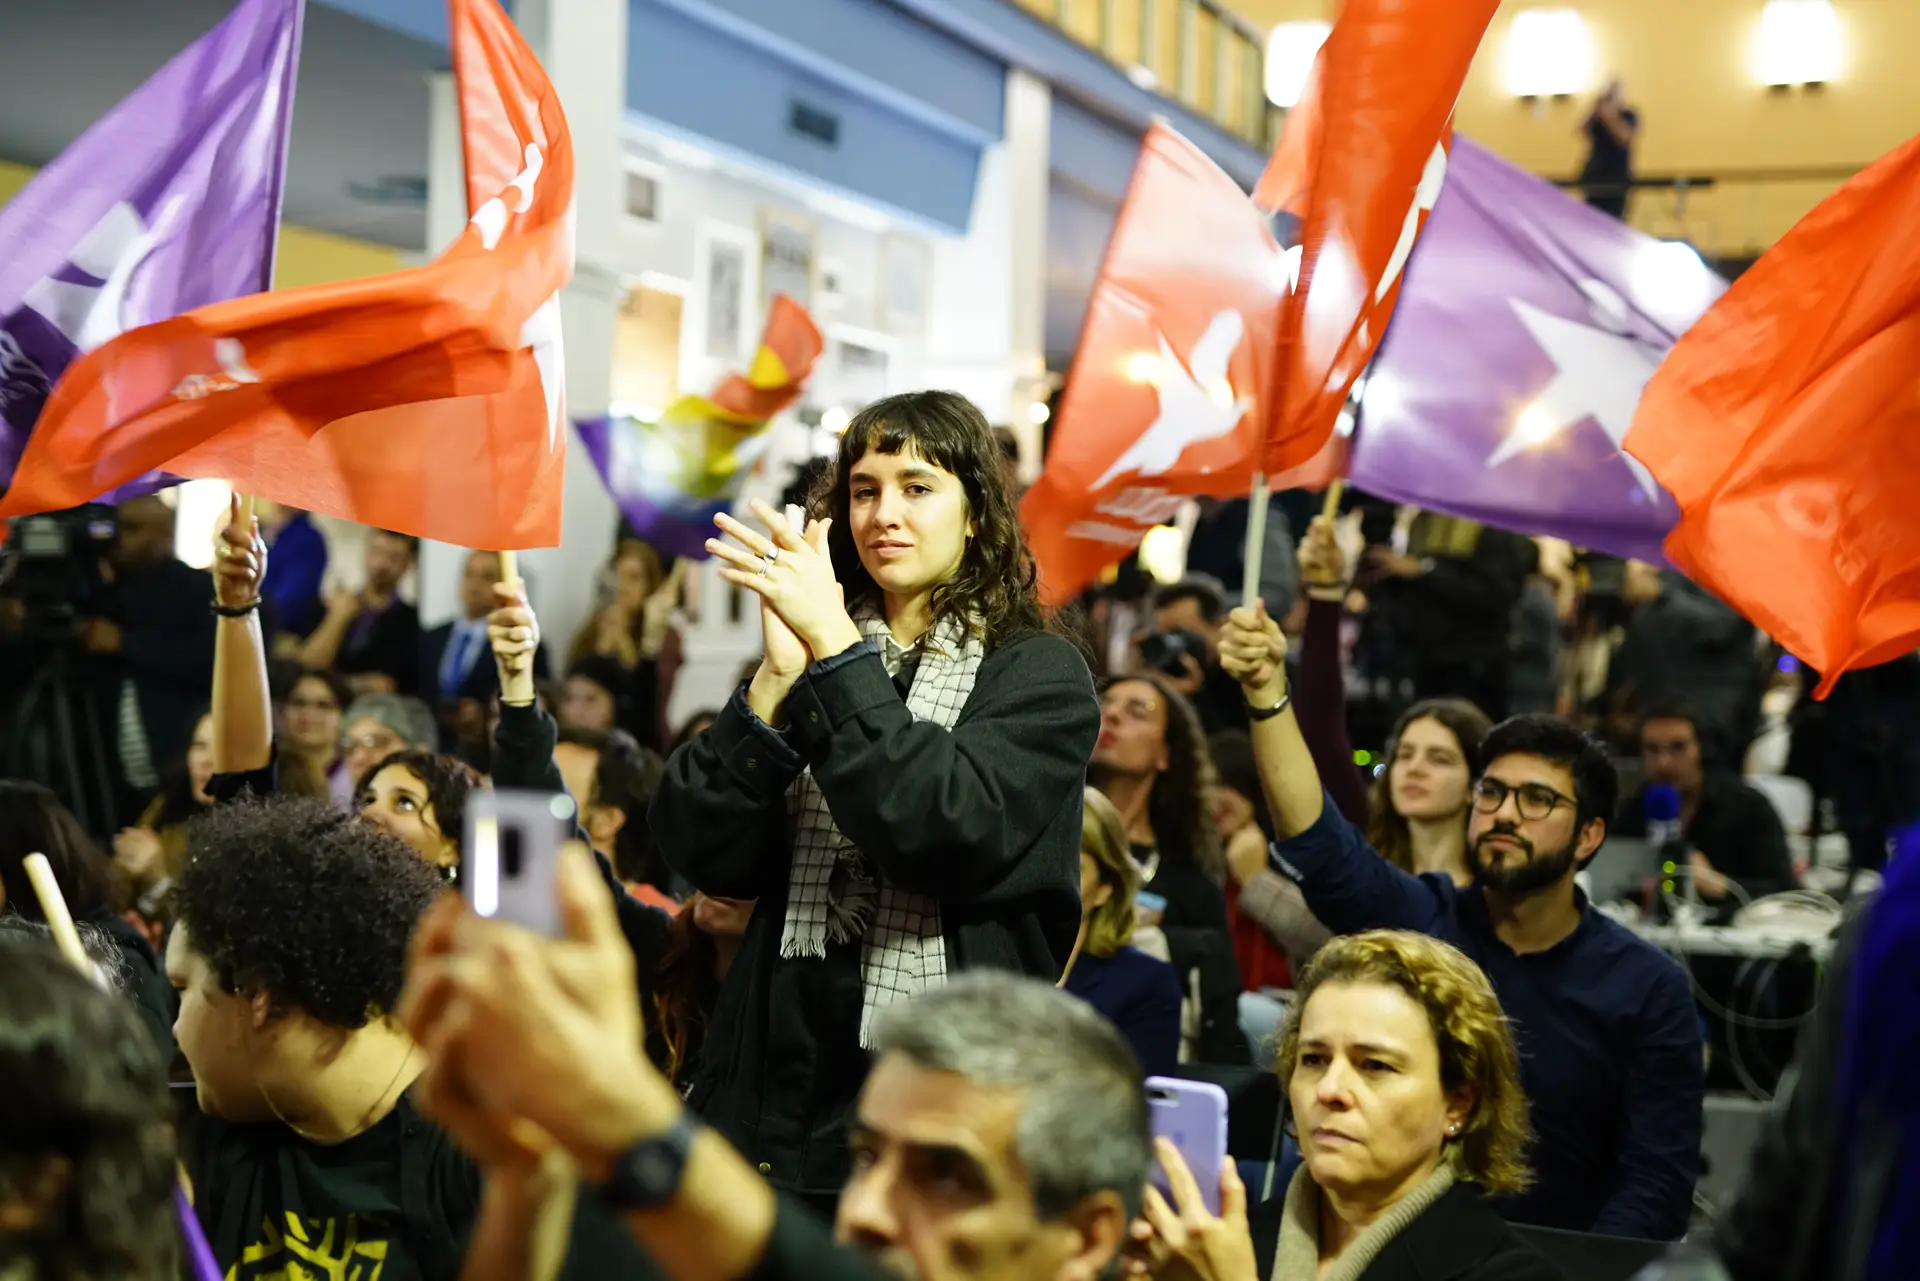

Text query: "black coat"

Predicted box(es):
[650, 630, 1097, 1197]
[1251, 1181, 1565, 1281]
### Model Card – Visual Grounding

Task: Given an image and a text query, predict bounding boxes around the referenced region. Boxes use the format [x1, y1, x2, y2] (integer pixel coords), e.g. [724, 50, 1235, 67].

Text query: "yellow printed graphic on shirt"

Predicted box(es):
[228, 1211, 391, 1280]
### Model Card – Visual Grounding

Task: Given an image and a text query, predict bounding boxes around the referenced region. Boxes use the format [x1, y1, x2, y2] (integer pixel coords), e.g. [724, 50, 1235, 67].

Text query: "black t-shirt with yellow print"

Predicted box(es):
[185, 1090, 661, 1281]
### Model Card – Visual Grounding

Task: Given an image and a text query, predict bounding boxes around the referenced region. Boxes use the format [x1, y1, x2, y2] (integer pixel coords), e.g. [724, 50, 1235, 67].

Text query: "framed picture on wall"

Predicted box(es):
[826, 323, 902, 411]
[697, 223, 754, 366]
[881, 233, 932, 333]
[759, 206, 816, 312]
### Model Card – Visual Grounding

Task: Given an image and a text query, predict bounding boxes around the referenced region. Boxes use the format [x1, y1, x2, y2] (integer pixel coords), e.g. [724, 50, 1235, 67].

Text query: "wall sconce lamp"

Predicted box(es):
[1755, 0, 1841, 90]
[1265, 20, 1331, 110]
[1505, 8, 1594, 100]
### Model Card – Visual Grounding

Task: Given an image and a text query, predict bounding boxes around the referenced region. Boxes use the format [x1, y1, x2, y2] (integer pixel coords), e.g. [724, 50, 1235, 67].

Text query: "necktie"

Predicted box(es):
[442, 626, 476, 699]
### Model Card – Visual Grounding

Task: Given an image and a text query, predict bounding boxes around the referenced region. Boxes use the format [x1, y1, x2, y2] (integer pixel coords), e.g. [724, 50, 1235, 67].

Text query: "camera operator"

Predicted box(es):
[1142, 577, 1250, 735]
[2, 496, 213, 830]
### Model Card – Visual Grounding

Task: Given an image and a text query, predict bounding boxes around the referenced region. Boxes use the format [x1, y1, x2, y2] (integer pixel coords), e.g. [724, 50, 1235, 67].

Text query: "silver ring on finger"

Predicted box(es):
[757, 556, 772, 577]
[765, 544, 780, 565]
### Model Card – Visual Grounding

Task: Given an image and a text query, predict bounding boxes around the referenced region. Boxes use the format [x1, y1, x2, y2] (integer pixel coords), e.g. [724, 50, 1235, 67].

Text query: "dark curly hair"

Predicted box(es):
[175, 796, 445, 1027]
[648, 893, 727, 1086]
[1096, 672, 1221, 877]
[808, 390, 1043, 651]
[354, 749, 482, 854]
[0, 937, 176, 1281]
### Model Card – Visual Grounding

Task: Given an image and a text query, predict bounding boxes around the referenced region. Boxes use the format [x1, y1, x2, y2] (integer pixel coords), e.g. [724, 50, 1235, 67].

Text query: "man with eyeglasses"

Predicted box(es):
[1218, 602, 1703, 1243]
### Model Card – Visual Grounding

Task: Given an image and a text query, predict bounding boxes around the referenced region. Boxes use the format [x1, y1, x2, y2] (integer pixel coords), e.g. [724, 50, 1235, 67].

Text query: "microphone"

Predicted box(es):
[1642, 783, 1683, 850]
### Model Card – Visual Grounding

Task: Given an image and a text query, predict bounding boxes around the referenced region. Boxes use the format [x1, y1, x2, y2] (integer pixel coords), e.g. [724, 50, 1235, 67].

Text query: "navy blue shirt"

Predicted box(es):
[1270, 798, 1702, 1241]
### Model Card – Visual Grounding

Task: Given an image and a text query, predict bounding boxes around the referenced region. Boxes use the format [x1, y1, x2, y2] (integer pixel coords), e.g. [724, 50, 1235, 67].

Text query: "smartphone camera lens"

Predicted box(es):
[501, 826, 524, 879]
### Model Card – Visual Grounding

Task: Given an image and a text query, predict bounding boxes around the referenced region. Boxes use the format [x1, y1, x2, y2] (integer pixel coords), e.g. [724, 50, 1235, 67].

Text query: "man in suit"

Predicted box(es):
[421, 549, 547, 751]
[400, 867, 1153, 1281]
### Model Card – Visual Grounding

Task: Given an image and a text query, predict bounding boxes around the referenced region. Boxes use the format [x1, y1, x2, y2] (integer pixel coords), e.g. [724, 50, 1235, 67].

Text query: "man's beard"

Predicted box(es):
[1468, 824, 1579, 897]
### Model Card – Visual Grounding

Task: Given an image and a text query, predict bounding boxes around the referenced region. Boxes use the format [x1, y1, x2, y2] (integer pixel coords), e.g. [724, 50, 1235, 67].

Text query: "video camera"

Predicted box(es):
[0, 504, 118, 635]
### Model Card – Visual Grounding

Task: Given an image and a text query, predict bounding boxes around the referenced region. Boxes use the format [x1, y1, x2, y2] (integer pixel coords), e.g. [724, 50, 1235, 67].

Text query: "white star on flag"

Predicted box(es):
[1485, 298, 1664, 498]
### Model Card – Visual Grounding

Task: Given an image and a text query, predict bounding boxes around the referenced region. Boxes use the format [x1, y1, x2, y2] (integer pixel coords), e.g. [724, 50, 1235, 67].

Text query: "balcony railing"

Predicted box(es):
[1015, 0, 1279, 148]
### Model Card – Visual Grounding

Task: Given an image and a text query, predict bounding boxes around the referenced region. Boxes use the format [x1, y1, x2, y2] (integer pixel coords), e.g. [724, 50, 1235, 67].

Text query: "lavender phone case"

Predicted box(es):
[1145, 1076, 1230, 1215]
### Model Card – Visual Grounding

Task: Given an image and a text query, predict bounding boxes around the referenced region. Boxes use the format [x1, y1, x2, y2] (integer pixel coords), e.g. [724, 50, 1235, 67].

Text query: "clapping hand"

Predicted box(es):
[709, 500, 861, 672]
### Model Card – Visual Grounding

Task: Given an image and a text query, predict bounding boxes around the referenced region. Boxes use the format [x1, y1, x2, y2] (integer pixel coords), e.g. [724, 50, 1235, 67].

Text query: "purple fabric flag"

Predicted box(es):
[0, 0, 303, 503]
[1350, 137, 1728, 563]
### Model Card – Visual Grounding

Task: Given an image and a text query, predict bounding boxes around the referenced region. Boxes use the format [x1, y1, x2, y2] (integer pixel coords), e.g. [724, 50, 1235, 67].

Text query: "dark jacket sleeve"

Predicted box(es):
[1296, 599, 1369, 826]
[745, 1196, 897, 1281]
[1590, 960, 1705, 1240]
[780, 632, 1099, 904]
[493, 702, 673, 987]
[1721, 788, 1797, 903]
[1268, 796, 1455, 937]
[651, 683, 808, 901]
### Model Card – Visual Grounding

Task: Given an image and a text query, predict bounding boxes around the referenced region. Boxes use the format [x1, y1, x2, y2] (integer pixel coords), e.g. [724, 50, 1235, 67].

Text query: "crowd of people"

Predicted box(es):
[0, 388, 1914, 1281]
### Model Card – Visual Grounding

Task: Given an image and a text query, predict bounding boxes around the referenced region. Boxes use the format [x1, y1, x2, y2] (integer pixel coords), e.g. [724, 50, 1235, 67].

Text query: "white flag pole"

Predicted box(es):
[1240, 474, 1270, 609]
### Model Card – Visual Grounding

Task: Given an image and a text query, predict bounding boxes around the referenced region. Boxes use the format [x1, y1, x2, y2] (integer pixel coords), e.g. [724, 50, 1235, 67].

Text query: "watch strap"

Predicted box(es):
[1247, 692, 1292, 722]
[600, 1112, 700, 1211]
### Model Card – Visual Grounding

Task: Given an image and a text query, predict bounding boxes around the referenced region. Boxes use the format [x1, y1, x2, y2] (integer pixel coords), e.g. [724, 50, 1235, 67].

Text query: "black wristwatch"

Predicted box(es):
[599, 1113, 700, 1210]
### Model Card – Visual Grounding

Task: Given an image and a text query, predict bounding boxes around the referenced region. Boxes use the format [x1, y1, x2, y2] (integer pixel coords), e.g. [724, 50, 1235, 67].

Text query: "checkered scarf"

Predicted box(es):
[779, 611, 984, 1046]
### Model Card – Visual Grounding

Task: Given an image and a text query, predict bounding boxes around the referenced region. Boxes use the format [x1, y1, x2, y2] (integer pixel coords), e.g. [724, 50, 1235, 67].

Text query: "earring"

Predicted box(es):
[1446, 1123, 1461, 1136]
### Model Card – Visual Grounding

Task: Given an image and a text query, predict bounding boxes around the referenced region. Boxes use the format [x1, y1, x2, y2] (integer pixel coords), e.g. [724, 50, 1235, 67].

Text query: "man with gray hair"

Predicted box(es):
[838, 973, 1152, 1281]
[399, 848, 1154, 1281]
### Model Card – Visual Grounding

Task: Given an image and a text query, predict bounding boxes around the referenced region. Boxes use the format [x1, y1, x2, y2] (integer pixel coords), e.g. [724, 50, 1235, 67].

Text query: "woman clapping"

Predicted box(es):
[651, 390, 1099, 1204]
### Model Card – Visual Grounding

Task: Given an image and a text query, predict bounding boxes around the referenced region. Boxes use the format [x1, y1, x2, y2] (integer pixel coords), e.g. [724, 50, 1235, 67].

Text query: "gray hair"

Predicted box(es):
[871, 972, 1153, 1220]
[0, 914, 131, 995]
[343, 693, 438, 752]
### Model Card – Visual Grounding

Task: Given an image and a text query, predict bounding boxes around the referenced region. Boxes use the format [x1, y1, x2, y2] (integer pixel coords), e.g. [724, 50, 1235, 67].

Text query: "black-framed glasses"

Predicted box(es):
[1470, 777, 1574, 822]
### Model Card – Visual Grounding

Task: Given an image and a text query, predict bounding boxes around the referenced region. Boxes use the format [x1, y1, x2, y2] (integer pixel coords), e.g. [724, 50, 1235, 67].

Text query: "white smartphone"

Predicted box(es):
[462, 789, 576, 936]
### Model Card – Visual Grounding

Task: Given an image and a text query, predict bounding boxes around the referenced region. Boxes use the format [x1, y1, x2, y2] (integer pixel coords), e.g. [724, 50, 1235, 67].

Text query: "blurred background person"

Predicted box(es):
[1062, 786, 1182, 1076]
[297, 528, 421, 697]
[112, 704, 213, 933]
[569, 536, 684, 751]
[1091, 670, 1249, 1065]
[0, 934, 178, 1281]
[1579, 79, 1640, 218]
[647, 891, 755, 1087]
[0, 780, 174, 1055]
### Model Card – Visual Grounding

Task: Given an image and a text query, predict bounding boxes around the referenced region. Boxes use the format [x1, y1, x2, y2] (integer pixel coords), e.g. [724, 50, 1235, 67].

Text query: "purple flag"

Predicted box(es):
[1350, 137, 1728, 563]
[0, 0, 303, 502]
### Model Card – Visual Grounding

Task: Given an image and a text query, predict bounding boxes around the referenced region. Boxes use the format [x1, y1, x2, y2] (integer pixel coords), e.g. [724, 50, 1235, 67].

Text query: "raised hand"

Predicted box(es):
[488, 581, 540, 704]
[1219, 602, 1288, 706]
[213, 494, 266, 610]
[709, 500, 860, 661]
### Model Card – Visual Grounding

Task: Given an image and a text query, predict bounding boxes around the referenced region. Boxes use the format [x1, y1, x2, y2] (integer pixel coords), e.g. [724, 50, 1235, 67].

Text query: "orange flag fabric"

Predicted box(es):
[1020, 124, 1288, 606]
[1256, 0, 1500, 475]
[1624, 131, 1920, 697]
[0, 0, 573, 549]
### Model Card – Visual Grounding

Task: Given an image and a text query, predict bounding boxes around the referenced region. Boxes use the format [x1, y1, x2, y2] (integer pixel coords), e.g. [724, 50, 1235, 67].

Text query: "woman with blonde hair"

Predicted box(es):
[1062, 786, 1183, 1075]
[1132, 930, 1560, 1281]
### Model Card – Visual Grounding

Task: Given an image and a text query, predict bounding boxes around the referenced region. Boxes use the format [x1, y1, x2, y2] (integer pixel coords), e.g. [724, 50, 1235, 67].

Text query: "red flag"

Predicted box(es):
[0, 0, 572, 549]
[1020, 125, 1288, 606]
[1258, 0, 1500, 475]
[1624, 132, 1920, 697]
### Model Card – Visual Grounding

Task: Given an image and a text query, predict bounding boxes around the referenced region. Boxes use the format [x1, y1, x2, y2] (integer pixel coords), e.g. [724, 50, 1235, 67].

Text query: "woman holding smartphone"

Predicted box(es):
[652, 389, 1099, 1204]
